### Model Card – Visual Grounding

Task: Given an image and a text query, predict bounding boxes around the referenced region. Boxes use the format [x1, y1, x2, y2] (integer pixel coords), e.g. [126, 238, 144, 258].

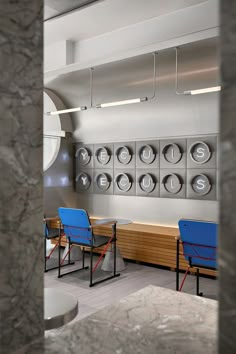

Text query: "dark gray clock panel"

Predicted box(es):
[187, 136, 217, 169]
[136, 169, 159, 197]
[160, 170, 186, 199]
[94, 143, 114, 169]
[114, 169, 136, 196]
[75, 144, 93, 169]
[160, 139, 186, 169]
[136, 140, 159, 168]
[114, 142, 135, 169]
[93, 169, 113, 194]
[187, 169, 217, 200]
[75, 169, 93, 194]
[75, 135, 218, 200]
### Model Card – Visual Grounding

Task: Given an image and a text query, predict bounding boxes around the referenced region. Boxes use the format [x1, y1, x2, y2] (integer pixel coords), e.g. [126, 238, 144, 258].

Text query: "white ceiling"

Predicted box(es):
[44, 0, 207, 46]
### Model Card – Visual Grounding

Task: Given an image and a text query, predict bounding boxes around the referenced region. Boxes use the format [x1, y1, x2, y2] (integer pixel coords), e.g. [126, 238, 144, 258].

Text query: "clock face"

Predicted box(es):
[162, 144, 182, 164]
[191, 174, 211, 195]
[117, 146, 132, 165]
[116, 173, 132, 192]
[139, 145, 156, 164]
[76, 173, 91, 191]
[76, 147, 91, 165]
[96, 147, 111, 165]
[96, 173, 110, 191]
[139, 174, 155, 193]
[163, 174, 182, 194]
[190, 142, 211, 164]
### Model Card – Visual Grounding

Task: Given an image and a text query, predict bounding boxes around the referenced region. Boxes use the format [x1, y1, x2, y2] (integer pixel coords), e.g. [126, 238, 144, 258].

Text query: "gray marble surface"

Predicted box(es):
[220, 1, 236, 353]
[0, 1, 43, 353]
[43, 285, 217, 354]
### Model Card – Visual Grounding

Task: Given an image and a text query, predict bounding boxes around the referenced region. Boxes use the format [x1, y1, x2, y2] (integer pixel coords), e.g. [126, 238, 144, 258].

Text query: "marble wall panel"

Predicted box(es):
[219, 1, 236, 353]
[0, 1, 43, 353]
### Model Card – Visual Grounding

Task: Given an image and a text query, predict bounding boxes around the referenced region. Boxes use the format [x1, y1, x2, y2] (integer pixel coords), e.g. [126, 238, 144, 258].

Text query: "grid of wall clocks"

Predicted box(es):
[75, 135, 218, 200]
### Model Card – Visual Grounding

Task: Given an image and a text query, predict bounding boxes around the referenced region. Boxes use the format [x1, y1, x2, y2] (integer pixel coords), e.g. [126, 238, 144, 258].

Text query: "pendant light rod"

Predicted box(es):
[150, 52, 157, 100]
[175, 47, 221, 95]
[96, 52, 157, 108]
[89, 67, 94, 108]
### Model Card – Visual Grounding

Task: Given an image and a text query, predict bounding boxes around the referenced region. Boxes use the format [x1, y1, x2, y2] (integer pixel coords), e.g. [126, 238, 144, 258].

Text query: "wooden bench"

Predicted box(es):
[48, 217, 216, 277]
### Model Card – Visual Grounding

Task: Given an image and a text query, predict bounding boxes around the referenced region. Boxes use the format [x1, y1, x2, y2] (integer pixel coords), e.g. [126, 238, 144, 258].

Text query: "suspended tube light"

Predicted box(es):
[184, 86, 221, 95]
[175, 47, 221, 96]
[46, 52, 157, 114]
[46, 106, 87, 115]
[96, 97, 148, 108]
[95, 52, 157, 108]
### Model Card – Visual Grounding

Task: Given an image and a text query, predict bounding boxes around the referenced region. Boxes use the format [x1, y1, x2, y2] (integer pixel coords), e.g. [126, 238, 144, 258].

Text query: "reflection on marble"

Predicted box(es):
[0, 1, 43, 353]
[220, 1, 236, 353]
[42, 285, 217, 354]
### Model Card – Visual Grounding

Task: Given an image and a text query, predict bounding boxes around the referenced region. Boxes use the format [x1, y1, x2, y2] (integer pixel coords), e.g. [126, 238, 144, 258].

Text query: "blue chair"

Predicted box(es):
[58, 207, 120, 287]
[176, 219, 218, 296]
[44, 216, 74, 272]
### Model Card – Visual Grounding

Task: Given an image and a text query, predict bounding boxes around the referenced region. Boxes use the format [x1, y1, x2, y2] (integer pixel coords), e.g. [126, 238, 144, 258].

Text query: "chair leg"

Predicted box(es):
[196, 268, 203, 296]
[44, 237, 47, 272]
[113, 226, 117, 277]
[68, 240, 71, 264]
[176, 238, 180, 291]
[90, 247, 93, 287]
[82, 247, 85, 269]
[58, 234, 61, 278]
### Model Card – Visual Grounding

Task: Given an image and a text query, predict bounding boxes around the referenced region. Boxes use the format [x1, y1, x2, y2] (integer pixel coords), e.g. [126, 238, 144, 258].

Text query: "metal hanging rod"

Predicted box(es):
[175, 47, 221, 96]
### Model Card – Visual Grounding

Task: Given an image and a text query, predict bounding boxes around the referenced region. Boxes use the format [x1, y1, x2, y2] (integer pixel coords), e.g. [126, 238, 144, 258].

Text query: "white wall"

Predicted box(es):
[45, 38, 220, 226]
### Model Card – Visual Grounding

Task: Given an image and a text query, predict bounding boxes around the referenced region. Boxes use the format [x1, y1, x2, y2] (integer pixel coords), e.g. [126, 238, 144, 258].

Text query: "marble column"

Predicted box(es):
[0, 1, 44, 354]
[219, 1, 236, 353]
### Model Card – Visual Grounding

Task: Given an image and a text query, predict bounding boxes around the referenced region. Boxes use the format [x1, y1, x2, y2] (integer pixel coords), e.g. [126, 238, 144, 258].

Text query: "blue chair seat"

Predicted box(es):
[72, 235, 109, 248]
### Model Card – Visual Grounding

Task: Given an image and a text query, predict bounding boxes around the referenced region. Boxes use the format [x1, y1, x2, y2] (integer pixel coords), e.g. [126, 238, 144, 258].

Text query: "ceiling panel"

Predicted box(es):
[44, 0, 208, 45]
[44, 0, 102, 21]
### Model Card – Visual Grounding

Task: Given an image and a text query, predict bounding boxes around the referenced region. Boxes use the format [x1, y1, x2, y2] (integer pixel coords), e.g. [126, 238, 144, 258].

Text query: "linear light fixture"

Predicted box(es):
[96, 52, 157, 109]
[96, 97, 148, 108]
[43, 131, 72, 138]
[46, 106, 87, 115]
[175, 47, 221, 96]
[184, 86, 221, 95]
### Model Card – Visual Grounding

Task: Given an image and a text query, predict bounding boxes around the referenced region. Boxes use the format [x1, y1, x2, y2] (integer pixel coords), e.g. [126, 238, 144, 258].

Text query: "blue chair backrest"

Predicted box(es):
[58, 207, 93, 246]
[43, 217, 49, 237]
[178, 219, 218, 269]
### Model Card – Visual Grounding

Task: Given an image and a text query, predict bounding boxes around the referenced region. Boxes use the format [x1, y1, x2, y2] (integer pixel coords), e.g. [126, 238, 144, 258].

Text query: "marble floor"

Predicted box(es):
[45, 253, 218, 324]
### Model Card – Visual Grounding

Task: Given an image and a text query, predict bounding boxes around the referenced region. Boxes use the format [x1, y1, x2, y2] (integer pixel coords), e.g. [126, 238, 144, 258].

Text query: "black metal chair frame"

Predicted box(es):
[58, 221, 120, 287]
[44, 218, 74, 272]
[176, 237, 217, 296]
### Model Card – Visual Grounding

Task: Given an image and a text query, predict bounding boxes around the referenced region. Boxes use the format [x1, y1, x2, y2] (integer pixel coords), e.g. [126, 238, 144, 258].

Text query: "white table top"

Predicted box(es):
[94, 218, 132, 226]
[44, 288, 78, 330]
